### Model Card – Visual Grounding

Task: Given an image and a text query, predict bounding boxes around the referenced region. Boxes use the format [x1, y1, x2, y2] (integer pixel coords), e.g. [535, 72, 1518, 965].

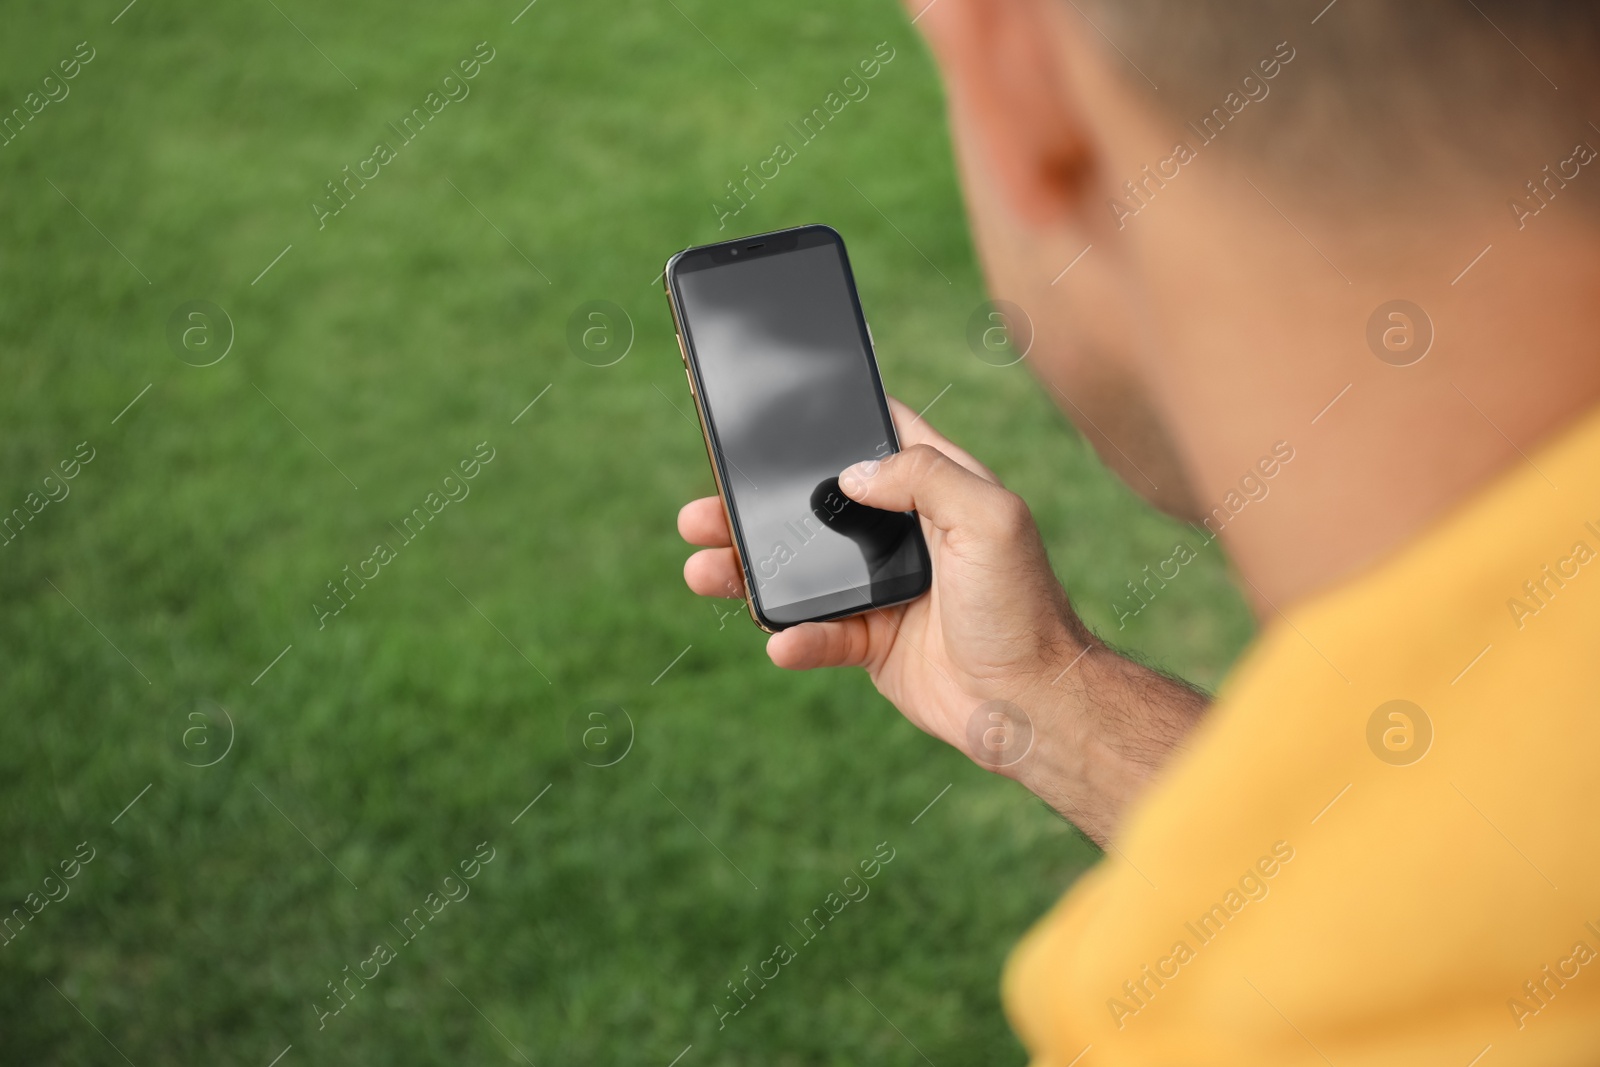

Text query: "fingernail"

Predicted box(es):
[839, 459, 879, 496]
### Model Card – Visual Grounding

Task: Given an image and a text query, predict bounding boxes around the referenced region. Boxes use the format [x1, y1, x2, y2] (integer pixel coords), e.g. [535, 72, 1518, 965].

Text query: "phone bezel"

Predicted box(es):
[663, 223, 932, 632]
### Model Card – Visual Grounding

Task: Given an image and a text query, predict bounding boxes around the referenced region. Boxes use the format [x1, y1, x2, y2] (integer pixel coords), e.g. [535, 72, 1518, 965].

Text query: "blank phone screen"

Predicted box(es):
[671, 228, 928, 627]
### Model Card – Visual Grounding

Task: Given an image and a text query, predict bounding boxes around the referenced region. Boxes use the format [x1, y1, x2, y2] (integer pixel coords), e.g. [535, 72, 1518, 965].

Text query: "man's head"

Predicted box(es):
[909, 0, 1600, 609]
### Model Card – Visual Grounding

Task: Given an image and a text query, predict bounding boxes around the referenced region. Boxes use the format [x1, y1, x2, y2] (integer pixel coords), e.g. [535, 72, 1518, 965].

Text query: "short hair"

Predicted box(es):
[1076, 1, 1600, 201]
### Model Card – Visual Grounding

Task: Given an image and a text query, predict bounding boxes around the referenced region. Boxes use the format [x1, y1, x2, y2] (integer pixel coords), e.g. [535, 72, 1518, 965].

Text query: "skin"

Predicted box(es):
[679, 0, 1600, 845]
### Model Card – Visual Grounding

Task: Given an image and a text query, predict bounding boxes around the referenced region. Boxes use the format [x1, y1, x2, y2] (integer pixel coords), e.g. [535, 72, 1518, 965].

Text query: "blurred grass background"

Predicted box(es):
[0, 0, 1253, 1062]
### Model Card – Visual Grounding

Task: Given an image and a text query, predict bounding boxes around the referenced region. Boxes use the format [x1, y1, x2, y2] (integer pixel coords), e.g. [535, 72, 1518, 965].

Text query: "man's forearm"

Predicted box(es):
[1006, 636, 1209, 847]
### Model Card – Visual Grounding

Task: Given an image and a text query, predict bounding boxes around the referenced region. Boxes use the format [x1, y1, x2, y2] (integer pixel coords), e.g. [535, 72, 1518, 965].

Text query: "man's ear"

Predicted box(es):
[909, 0, 1098, 228]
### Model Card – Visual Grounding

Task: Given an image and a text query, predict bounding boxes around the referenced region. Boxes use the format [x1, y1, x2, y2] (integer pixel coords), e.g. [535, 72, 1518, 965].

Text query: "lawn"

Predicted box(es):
[0, 0, 1253, 1062]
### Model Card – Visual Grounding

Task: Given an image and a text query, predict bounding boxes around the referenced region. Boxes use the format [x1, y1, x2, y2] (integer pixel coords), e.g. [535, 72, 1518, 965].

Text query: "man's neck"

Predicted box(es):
[1162, 228, 1600, 618]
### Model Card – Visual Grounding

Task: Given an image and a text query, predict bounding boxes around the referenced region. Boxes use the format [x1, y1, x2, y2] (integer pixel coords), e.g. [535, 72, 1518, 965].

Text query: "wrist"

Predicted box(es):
[998, 625, 1203, 846]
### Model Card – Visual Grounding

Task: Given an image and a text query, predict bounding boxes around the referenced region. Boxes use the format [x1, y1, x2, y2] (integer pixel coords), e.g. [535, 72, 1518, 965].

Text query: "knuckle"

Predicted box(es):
[988, 491, 1033, 534]
[899, 443, 944, 477]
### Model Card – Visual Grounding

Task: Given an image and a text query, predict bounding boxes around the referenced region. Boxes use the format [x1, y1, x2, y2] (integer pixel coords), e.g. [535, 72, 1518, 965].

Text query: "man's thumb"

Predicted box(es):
[838, 444, 999, 532]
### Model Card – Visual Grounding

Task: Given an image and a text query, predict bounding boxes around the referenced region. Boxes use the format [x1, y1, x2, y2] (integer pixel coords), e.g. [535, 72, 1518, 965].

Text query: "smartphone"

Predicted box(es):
[664, 224, 932, 632]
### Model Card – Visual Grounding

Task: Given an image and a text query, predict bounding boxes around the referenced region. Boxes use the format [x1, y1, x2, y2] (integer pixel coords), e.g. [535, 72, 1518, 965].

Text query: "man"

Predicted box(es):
[680, 0, 1600, 1061]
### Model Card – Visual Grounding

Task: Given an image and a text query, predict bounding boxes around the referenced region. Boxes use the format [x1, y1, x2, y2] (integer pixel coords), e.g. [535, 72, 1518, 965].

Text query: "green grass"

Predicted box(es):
[0, 1, 1253, 1062]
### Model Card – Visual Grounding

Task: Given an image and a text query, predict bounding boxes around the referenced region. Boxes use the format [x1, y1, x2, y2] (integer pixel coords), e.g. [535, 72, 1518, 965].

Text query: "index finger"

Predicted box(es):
[886, 395, 1002, 485]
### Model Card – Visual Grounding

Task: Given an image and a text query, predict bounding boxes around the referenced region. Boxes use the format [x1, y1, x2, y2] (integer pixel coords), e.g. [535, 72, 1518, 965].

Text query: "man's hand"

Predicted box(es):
[677, 398, 1207, 845]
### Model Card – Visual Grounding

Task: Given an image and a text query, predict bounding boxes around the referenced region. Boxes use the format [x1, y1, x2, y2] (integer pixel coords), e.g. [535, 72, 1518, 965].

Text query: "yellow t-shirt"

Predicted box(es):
[1005, 404, 1600, 1065]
